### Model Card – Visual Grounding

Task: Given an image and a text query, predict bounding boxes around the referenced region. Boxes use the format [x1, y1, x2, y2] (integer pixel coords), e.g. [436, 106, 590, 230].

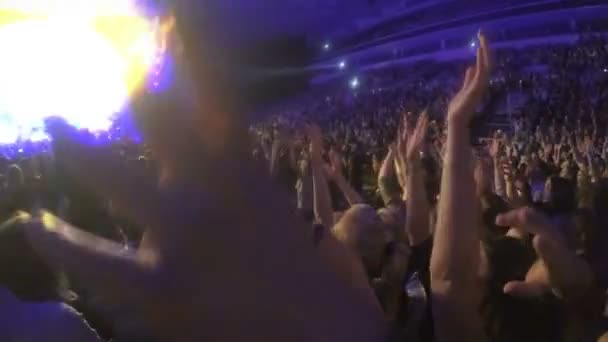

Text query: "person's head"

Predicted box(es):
[480, 236, 566, 342]
[377, 205, 405, 242]
[332, 204, 391, 279]
[0, 213, 64, 302]
[543, 176, 576, 214]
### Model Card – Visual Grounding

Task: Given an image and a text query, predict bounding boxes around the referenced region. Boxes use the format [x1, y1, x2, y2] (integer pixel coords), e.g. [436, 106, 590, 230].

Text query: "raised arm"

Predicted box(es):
[503, 160, 516, 202]
[326, 149, 363, 206]
[23, 211, 158, 304]
[269, 138, 281, 178]
[307, 124, 334, 228]
[430, 32, 492, 342]
[400, 111, 431, 246]
[377, 145, 402, 206]
[489, 138, 505, 197]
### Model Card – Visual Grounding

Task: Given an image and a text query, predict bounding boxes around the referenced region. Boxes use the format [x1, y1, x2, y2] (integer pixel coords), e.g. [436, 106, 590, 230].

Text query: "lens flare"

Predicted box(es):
[0, 0, 165, 144]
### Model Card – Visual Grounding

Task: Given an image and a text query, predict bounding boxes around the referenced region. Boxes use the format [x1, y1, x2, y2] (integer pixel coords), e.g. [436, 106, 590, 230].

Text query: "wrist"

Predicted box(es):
[447, 123, 471, 142]
[447, 118, 470, 132]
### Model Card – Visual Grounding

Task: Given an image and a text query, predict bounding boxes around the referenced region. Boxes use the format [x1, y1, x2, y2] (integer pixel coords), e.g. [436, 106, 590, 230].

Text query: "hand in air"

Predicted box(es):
[447, 32, 492, 127]
[305, 123, 324, 156]
[324, 149, 344, 180]
[496, 208, 593, 299]
[401, 111, 429, 163]
[488, 138, 501, 159]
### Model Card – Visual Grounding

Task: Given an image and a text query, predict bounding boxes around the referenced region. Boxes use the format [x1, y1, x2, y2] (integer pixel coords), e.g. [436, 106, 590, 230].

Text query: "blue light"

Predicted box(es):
[470, 40, 476, 48]
[338, 60, 346, 70]
[323, 42, 331, 51]
[350, 77, 359, 89]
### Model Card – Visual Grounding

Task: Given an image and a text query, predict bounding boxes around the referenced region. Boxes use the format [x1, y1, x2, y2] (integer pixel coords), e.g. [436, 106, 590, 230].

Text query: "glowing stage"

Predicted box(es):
[0, 0, 169, 144]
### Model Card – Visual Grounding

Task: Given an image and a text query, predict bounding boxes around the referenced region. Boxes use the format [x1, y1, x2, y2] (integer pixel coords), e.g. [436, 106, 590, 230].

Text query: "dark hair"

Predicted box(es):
[0, 215, 63, 302]
[480, 236, 566, 342]
[546, 176, 576, 214]
[481, 193, 510, 239]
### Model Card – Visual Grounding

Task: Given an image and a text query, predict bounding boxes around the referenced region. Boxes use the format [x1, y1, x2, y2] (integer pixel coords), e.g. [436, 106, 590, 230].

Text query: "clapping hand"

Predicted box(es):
[447, 31, 492, 127]
[402, 111, 429, 163]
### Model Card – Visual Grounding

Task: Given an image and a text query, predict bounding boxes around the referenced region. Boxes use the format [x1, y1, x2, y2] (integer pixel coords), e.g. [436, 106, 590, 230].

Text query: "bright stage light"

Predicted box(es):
[0, 0, 167, 144]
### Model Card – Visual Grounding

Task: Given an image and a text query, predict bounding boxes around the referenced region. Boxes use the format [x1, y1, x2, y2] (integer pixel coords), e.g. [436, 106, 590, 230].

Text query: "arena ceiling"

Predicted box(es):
[198, 0, 551, 42]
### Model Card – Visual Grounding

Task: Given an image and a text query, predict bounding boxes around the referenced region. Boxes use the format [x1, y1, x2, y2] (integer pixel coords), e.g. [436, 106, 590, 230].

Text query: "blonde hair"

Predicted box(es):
[332, 205, 389, 274]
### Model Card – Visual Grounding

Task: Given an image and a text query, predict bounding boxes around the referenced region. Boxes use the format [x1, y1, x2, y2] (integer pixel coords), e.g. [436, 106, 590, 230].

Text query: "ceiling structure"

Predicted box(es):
[190, 1, 585, 50]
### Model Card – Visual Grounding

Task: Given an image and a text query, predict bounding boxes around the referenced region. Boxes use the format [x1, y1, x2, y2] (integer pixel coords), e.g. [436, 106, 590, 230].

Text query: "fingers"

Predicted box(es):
[418, 110, 429, 132]
[503, 280, 547, 298]
[533, 235, 593, 298]
[468, 32, 491, 98]
[495, 207, 554, 238]
[504, 258, 551, 298]
[329, 149, 341, 169]
[478, 31, 492, 72]
[497, 208, 594, 299]
[411, 111, 429, 144]
[462, 66, 475, 91]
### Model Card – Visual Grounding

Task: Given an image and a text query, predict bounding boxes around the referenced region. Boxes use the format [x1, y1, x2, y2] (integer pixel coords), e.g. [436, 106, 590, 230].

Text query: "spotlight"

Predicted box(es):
[604, 68, 608, 73]
[0, 1, 165, 144]
[323, 42, 331, 51]
[338, 60, 346, 70]
[470, 40, 476, 48]
[350, 77, 359, 89]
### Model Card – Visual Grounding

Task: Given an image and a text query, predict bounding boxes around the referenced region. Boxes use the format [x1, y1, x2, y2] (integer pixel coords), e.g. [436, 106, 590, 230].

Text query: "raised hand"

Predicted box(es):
[430, 32, 492, 342]
[305, 123, 324, 156]
[447, 32, 492, 127]
[488, 138, 500, 159]
[403, 111, 429, 163]
[496, 208, 593, 299]
[326, 149, 344, 178]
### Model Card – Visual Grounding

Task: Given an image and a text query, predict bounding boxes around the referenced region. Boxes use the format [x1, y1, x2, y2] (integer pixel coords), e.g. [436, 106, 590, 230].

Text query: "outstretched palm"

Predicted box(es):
[447, 32, 492, 126]
[403, 111, 429, 163]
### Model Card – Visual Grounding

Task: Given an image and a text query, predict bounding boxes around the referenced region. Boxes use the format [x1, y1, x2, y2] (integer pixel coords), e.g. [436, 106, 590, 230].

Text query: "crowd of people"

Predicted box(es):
[248, 31, 608, 341]
[0, 7, 606, 342]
